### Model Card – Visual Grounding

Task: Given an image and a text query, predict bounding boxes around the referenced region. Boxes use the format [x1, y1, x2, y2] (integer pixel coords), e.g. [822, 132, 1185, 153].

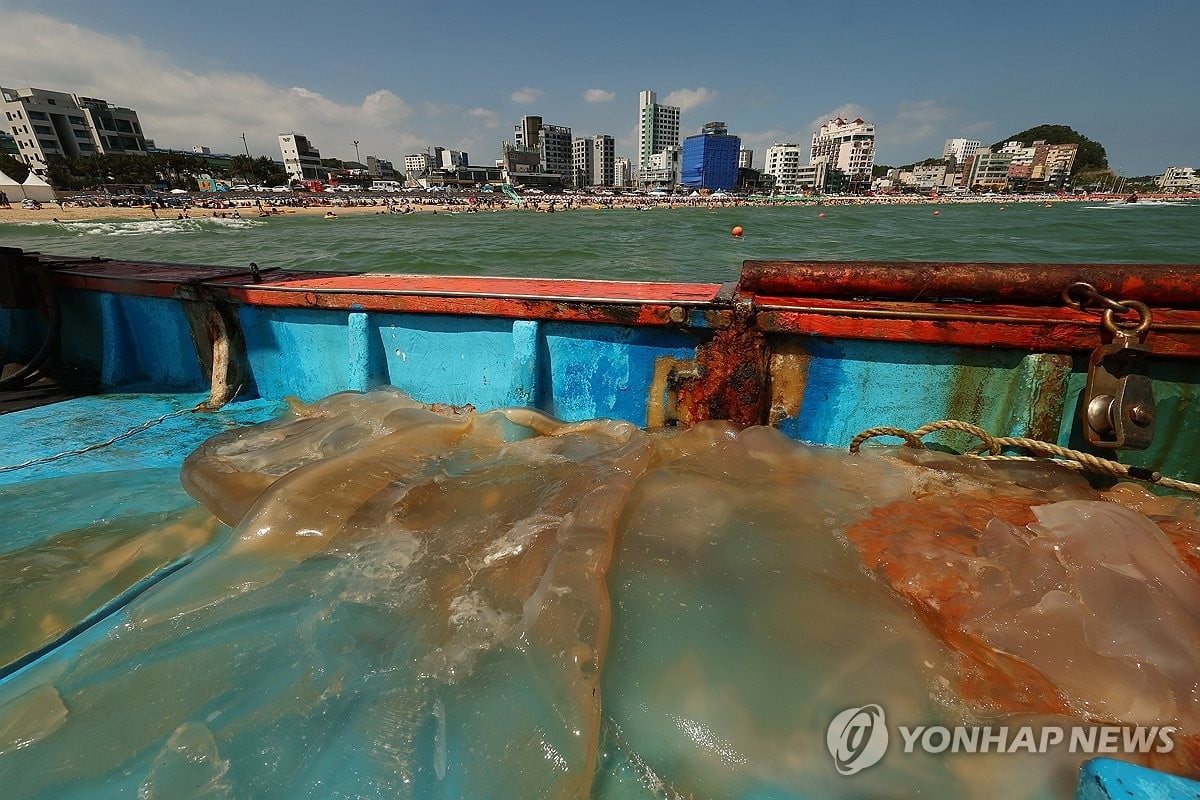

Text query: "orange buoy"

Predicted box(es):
[818, 212, 826, 219]
[731, 226, 744, 237]
[933, 210, 940, 216]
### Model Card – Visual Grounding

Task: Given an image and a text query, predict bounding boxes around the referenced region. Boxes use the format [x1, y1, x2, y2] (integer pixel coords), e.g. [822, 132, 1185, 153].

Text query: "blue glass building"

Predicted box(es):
[681, 122, 741, 190]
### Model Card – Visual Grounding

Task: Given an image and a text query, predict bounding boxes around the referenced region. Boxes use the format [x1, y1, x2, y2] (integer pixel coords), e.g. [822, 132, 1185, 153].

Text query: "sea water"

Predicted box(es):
[2, 202, 1199, 282]
[1, 389, 1198, 798]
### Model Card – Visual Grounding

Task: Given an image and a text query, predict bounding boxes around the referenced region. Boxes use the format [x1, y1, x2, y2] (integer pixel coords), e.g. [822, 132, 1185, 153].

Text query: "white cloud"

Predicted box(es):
[0, 10, 458, 161]
[510, 87, 544, 104]
[663, 87, 717, 112]
[583, 88, 615, 103]
[882, 99, 954, 145]
[468, 108, 500, 129]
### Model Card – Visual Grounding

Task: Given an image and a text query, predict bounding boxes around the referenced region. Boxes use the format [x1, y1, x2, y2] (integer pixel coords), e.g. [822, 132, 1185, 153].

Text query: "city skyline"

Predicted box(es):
[1, 1, 1197, 175]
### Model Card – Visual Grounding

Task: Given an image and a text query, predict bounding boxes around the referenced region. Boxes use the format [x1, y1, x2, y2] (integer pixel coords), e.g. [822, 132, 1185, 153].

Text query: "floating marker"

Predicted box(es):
[933, 210, 940, 216]
[818, 212, 826, 219]
[731, 226, 744, 237]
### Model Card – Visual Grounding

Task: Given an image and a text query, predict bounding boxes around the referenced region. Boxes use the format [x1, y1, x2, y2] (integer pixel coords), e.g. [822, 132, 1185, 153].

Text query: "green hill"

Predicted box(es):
[990, 125, 1108, 174]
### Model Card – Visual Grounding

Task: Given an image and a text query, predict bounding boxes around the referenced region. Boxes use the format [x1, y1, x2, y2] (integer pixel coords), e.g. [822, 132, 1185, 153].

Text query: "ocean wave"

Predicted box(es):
[48, 217, 267, 236]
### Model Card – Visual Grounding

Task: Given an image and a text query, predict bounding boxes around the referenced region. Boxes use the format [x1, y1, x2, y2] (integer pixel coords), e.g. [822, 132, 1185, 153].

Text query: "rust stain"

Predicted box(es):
[767, 339, 811, 427]
[672, 323, 769, 428]
[1023, 353, 1073, 442]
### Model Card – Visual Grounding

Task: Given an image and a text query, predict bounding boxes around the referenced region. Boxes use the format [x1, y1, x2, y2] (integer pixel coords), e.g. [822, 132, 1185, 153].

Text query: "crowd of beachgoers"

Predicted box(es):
[1, 187, 1196, 224]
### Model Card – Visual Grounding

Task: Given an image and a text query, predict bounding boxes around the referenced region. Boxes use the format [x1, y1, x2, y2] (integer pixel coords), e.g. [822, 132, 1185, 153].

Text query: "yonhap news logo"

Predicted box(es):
[826, 705, 889, 775]
[826, 704, 1176, 775]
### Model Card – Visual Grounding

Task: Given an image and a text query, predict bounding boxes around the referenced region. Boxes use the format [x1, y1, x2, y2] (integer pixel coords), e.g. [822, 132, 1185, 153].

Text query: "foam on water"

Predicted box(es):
[52, 217, 266, 237]
[1, 388, 1198, 798]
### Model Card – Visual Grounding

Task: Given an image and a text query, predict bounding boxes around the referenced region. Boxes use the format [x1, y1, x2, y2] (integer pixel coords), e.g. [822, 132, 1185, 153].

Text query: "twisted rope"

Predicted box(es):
[849, 419, 1200, 496]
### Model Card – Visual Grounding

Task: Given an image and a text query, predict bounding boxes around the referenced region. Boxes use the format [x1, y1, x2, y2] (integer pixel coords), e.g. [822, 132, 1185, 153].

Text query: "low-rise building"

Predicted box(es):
[366, 156, 397, 179]
[964, 150, 1013, 190]
[404, 152, 435, 175]
[912, 162, 948, 191]
[1159, 166, 1199, 192]
[639, 146, 681, 188]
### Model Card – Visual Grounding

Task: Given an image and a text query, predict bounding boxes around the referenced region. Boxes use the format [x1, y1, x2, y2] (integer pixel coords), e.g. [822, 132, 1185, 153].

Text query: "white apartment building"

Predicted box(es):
[638, 90, 680, 169]
[1, 86, 152, 176]
[763, 143, 805, 192]
[763, 144, 830, 192]
[613, 157, 631, 188]
[738, 148, 754, 169]
[278, 133, 322, 181]
[811, 117, 875, 184]
[943, 138, 982, 165]
[1159, 166, 1199, 192]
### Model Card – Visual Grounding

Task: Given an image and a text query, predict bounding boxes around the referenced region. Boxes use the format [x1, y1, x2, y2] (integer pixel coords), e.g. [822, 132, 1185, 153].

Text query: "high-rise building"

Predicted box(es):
[613, 157, 631, 188]
[738, 148, 754, 169]
[763, 143, 805, 192]
[278, 133, 323, 181]
[591, 135, 615, 187]
[762, 144, 829, 193]
[1, 86, 153, 176]
[943, 138, 981, 165]
[572, 137, 592, 188]
[512, 115, 572, 185]
[637, 90, 680, 170]
[681, 122, 740, 190]
[811, 117, 875, 189]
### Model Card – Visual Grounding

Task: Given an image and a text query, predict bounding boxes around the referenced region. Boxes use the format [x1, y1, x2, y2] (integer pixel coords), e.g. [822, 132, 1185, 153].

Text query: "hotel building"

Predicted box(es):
[811, 117, 875, 189]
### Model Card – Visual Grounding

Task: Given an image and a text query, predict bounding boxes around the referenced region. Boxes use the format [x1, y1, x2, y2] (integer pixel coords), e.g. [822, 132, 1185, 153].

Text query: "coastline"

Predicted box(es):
[0, 192, 1193, 225]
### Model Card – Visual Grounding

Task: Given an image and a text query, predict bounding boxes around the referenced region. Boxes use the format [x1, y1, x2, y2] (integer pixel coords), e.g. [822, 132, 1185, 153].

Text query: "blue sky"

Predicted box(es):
[2, 0, 1196, 174]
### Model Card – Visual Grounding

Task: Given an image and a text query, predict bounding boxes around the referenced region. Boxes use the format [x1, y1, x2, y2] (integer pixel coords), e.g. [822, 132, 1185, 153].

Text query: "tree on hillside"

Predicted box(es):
[0, 153, 29, 183]
[990, 124, 1108, 173]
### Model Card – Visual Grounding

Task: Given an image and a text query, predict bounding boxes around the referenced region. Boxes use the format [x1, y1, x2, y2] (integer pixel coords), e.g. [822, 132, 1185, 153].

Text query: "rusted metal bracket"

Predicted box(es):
[1079, 293, 1157, 450]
